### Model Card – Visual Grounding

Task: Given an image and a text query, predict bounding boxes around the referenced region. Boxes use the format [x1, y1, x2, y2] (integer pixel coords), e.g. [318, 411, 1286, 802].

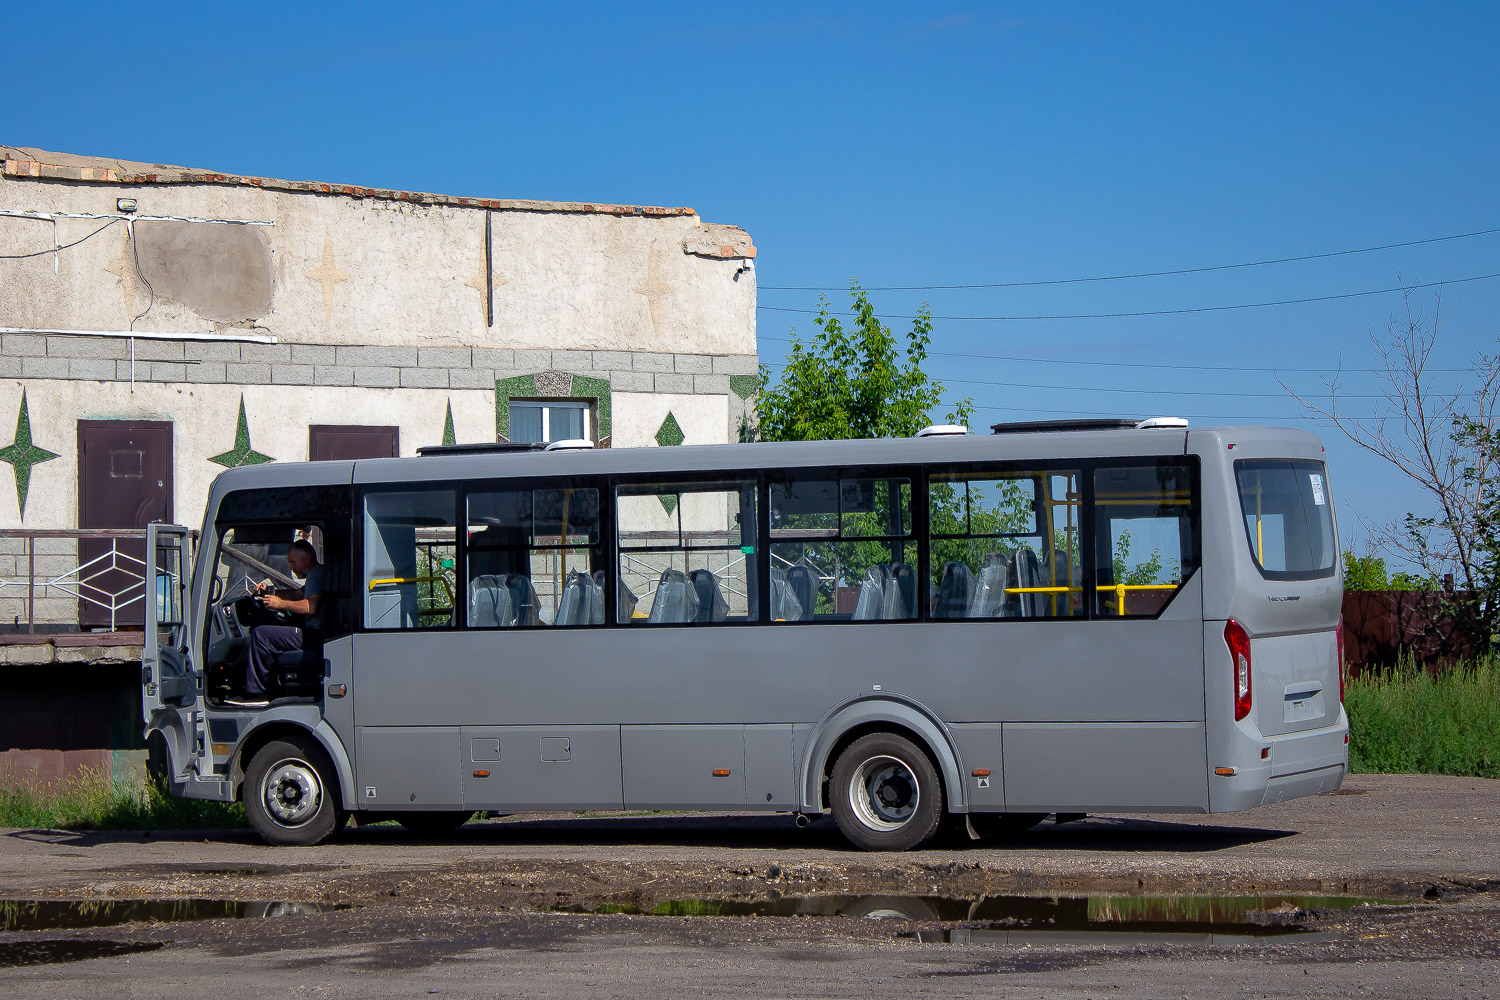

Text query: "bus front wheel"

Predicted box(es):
[830, 732, 943, 851]
[244, 738, 347, 846]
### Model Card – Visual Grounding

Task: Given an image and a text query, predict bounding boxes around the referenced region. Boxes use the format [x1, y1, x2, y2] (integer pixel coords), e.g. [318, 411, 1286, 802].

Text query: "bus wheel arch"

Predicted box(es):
[241, 732, 348, 846]
[233, 720, 355, 814]
[802, 698, 966, 820]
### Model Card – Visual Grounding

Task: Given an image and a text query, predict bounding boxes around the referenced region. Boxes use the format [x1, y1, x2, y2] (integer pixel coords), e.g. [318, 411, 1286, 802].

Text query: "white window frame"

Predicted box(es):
[509, 399, 593, 444]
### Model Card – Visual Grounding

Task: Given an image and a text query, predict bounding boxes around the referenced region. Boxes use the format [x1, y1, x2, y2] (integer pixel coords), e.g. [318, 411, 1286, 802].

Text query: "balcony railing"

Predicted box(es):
[0, 528, 168, 634]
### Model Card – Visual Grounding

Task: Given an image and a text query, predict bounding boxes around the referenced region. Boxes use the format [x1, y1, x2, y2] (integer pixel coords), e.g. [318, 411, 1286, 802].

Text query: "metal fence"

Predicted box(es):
[0, 528, 159, 633]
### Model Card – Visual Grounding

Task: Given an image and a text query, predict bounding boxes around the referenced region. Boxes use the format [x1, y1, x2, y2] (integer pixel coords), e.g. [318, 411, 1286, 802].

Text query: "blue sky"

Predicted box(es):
[7, 2, 1499, 563]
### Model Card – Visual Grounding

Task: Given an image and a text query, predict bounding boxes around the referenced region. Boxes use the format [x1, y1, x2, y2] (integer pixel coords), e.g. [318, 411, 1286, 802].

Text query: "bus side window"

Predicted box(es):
[363, 491, 458, 630]
[769, 474, 914, 621]
[928, 470, 1082, 620]
[615, 481, 758, 624]
[467, 487, 602, 627]
[1091, 462, 1198, 618]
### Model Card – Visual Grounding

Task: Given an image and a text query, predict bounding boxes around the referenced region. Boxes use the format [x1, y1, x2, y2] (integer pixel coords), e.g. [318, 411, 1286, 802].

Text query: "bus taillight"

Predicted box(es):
[1337, 614, 1346, 703]
[1225, 619, 1252, 721]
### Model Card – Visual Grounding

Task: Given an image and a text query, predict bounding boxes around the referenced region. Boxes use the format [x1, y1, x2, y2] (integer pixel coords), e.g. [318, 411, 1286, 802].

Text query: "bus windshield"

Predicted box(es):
[1234, 460, 1335, 579]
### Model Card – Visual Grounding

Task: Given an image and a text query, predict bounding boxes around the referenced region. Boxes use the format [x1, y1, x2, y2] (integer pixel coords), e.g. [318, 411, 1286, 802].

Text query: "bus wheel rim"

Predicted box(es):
[264, 758, 322, 827]
[849, 755, 919, 832]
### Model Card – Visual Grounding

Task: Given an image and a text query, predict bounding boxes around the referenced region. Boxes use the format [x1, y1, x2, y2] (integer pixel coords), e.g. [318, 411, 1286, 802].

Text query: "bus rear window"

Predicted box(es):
[1234, 460, 1336, 580]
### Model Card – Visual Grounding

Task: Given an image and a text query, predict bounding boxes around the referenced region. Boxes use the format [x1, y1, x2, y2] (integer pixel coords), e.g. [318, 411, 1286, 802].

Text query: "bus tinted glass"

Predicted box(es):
[1235, 460, 1336, 579]
[364, 491, 457, 629]
[467, 487, 603, 627]
[1093, 462, 1198, 616]
[928, 469, 1084, 619]
[769, 474, 915, 622]
[617, 481, 758, 624]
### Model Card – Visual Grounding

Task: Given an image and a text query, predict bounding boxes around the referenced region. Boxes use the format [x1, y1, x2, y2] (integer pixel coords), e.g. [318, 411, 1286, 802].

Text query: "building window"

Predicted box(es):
[508, 400, 591, 444]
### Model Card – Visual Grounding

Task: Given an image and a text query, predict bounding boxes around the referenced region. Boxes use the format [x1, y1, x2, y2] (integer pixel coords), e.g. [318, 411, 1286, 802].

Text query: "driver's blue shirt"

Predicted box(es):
[300, 563, 326, 633]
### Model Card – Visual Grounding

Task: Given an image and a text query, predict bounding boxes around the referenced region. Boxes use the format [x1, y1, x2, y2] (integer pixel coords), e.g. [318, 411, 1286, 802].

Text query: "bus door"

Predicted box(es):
[143, 523, 204, 777]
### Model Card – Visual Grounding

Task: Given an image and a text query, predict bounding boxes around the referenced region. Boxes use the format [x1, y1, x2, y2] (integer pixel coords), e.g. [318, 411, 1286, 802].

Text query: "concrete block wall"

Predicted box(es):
[4, 334, 759, 393]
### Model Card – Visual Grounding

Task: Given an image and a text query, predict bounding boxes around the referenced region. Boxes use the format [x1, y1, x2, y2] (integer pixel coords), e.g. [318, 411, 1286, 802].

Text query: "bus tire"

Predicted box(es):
[397, 811, 474, 836]
[244, 737, 346, 846]
[830, 732, 943, 852]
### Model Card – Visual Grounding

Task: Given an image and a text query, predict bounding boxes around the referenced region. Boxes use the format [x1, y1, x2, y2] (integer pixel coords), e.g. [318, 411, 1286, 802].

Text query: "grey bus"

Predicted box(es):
[143, 419, 1348, 850]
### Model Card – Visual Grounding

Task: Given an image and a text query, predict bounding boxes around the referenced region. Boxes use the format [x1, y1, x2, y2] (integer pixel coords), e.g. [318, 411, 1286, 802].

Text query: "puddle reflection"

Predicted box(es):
[550, 891, 1397, 941]
[0, 898, 347, 932]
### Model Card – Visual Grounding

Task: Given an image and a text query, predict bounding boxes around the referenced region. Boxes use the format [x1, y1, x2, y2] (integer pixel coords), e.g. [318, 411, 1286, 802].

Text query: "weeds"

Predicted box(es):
[0, 767, 245, 831]
[1347, 656, 1500, 778]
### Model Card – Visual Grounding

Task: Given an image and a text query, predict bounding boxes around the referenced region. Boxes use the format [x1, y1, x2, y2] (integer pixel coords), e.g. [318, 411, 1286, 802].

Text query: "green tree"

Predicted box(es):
[754, 281, 972, 441]
[1342, 550, 1390, 590]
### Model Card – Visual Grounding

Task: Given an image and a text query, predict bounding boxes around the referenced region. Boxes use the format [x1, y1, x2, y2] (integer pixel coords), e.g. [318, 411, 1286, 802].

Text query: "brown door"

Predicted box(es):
[309, 425, 400, 462]
[78, 421, 173, 630]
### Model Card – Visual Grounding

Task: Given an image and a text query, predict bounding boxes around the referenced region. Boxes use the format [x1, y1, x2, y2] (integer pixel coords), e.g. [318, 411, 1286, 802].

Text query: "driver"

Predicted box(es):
[226, 539, 324, 709]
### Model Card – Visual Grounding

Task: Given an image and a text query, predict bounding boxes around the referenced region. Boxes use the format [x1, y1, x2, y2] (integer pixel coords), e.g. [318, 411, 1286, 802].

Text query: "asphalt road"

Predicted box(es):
[1, 773, 1496, 999]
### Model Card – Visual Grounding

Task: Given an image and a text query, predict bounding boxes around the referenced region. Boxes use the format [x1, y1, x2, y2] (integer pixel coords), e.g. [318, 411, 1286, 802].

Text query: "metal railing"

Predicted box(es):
[0, 528, 161, 633]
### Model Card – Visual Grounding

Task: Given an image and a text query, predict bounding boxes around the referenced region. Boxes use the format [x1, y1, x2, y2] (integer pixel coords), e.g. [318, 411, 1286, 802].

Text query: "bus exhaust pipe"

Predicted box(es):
[795, 813, 812, 828]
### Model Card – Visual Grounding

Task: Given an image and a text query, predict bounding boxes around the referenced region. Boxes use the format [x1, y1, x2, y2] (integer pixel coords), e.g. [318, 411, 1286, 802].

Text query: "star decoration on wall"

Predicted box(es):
[209, 396, 274, 468]
[654, 411, 684, 514]
[632, 242, 674, 336]
[442, 400, 457, 446]
[304, 228, 351, 326]
[0, 391, 59, 519]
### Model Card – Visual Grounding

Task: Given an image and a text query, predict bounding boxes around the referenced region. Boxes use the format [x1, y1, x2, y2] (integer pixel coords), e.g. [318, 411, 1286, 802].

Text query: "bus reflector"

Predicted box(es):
[1214, 767, 1236, 776]
[971, 769, 991, 777]
[212, 743, 230, 756]
[1225, 619, 1252, 721]
[712, 769, 732, 777]
[1261, 747, 1270, 759]
[472, 770, 490, 778]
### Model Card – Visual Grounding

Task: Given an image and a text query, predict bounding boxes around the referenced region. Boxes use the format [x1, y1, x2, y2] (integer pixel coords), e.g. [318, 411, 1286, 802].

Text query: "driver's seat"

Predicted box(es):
[270, 646, 326, 700]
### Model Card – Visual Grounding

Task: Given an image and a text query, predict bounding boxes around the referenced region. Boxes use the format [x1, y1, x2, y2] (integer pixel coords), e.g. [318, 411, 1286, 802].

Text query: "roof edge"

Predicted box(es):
[0, 146, 698, 217]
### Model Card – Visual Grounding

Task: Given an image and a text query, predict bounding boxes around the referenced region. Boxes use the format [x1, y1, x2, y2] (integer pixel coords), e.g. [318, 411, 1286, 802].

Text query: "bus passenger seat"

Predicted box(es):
[468, 575, 514, 627]
[934, 561, 974, 618]
[852, 565, 889, 620]
[689, 568, 729, 622]
[968, 554, 1011, 618]
[884, 563, 918, 620]
[505, 574, 540, 626]
[602, 571, 637, 623]
[770, 567, 804, 622]
[648, 569, 700, 623]
[784, 564, 816, 620]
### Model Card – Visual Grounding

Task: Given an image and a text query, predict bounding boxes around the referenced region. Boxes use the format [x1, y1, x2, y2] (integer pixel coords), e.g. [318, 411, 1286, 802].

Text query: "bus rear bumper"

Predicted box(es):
[1208, 721, 1348, 812]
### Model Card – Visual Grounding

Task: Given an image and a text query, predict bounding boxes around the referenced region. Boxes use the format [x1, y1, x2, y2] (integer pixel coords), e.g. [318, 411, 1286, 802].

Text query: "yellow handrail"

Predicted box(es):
[369, 575, 455, 605]
[1005, 582, 1180, 616]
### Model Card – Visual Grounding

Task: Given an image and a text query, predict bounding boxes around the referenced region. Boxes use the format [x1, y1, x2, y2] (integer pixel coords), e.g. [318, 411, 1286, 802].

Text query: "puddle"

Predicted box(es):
[0, 898, 348, 932]
[548, 892, 1398, 942]
[0, 939, 165, 968]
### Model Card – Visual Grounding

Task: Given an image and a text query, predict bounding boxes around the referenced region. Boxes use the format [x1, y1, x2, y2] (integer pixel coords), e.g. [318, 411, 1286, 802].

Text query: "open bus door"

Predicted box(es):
[143, 522, 204, 782]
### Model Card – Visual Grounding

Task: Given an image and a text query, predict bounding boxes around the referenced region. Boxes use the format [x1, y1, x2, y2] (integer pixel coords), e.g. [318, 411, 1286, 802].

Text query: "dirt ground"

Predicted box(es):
[0, 773, 1496, 999]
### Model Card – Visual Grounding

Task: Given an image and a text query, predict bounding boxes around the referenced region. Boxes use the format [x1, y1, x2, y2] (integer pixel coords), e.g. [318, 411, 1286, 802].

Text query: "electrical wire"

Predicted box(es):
[127, 221, 155, 333]
[760, 226, 1500, 291]
[757, 272, 1500, 322]
[941, 376, 1388, 399]
[757, 335, 1472, 375]
[0, 217, 125, 259]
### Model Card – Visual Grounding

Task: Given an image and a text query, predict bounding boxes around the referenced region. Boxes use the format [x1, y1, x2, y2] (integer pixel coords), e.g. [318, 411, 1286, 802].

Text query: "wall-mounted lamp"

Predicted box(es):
[116, 198, 138, 214]
[734, 258, 755, 280]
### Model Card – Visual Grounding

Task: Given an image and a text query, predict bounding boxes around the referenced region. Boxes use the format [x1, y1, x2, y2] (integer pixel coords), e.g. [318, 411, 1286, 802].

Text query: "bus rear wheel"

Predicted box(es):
[830, 732, 943, 851]
[244, 738, 346, 846]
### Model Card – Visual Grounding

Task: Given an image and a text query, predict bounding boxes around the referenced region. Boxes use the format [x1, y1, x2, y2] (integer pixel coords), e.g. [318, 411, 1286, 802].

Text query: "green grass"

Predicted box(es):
[0, 767, 245, 831]
[1347, 656, 1500, 778]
